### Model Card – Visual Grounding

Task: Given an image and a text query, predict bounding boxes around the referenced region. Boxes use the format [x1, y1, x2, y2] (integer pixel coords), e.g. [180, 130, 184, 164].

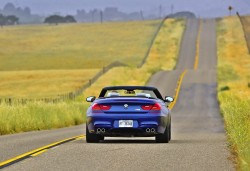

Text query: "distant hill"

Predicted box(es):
[168, 11, 196, 19]
[0, 3, 43, 24]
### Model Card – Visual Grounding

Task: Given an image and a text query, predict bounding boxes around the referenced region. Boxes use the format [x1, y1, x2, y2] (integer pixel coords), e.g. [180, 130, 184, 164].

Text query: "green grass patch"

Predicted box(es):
[0, 102, 86, 135]
[218, 64, 239, 82]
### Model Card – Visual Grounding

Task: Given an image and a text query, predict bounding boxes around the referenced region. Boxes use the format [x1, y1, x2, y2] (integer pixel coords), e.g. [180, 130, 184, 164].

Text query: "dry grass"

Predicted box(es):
[217, 16, 250, 170]
[78, 19, 185, 103]
[242, 16, 250, 47]
[0, 18, 185, 135]
[0, 20, 160, 71]
[0, 69, 98, 98]
[0, 20, 160, 98]
[145, 19, 185, 71]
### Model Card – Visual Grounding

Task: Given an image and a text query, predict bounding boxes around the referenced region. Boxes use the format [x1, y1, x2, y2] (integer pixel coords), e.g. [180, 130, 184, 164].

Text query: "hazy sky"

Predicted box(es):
[0, 0, 249, 17]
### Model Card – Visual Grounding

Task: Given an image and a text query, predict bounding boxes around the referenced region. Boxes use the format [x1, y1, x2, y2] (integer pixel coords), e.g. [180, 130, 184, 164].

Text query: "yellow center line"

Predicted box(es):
[31, 149, 48, 157]
[169, 70, 188, 110]
[0, 135, 84, 167]
[193, 19, 202, 70]
[75, 137, 84, 140]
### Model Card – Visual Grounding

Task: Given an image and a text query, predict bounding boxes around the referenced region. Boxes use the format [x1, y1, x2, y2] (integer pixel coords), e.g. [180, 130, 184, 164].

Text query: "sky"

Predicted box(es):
[0, 0, 249, 17]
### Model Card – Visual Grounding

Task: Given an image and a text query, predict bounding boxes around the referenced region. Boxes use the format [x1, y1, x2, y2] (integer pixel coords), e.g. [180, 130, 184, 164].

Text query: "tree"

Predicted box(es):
[44, 15, 77, 25]
[0, 14, 6, 27]
[44, 15, 64, 25]
[64, 15, 76, 23]
[6, 15, 19, 25]
[0, 14, 19, 27]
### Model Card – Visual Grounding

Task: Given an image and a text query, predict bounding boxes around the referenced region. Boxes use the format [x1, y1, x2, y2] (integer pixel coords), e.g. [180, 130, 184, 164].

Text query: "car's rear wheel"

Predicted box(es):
[155, 125, 170, 143]
[86, 125, 102, 143]
[168, 123, 171, 141]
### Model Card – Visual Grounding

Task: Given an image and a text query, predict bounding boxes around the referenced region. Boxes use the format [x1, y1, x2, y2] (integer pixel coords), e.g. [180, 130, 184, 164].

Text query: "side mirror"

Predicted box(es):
[86, 96, 96, 102]
[165, 96, 174, 103]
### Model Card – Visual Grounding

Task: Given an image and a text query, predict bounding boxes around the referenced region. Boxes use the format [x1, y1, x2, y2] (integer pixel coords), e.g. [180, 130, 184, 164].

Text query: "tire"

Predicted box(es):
[168, 123, 171, 141]
[86, 125, 101, 143]
[155, 126, 170, 143]
[99, 136, 105, 141]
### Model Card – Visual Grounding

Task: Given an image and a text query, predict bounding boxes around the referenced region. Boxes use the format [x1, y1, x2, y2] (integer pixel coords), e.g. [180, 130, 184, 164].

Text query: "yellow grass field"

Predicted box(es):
[145, 19, 184, 71]
[0, 20, 161, 98]
[245, 16, 250, 31]
[0, 69, 98, 98]
[0, 18, 185, 135]
[0, 20, 160, 71]
[79, 19, 185, 98]
[242, 16, 250, 45]
[217, 16, 250, 170]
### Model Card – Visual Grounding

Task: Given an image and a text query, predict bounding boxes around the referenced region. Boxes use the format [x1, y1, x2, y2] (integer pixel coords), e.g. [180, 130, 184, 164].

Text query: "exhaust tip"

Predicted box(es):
[151, 128, 156, 133]
[101, 128, 105, 133]
[97, 128, 102, 133]
[146, 128, 151, 133]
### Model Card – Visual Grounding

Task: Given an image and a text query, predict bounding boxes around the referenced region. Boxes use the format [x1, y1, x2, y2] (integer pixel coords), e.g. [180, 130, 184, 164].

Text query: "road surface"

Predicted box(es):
[0, 19, 233, 170]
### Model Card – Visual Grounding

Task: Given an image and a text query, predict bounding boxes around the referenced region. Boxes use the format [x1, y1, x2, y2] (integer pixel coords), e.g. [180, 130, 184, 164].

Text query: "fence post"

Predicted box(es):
[237, 12, 250, 54]
[69, 92, 73, 100]
[8, 98, 12, 105]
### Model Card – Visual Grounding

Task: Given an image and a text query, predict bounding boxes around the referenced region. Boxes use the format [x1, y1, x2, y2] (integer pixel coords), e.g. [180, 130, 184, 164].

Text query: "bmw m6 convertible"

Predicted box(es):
[85, 86, 174, 143]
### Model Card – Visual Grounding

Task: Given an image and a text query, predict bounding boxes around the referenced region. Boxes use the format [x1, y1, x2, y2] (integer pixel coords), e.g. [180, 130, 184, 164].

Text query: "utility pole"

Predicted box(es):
[159, 5, 162, 19]
[91, 11, 94, 23]
[100, 10, 103, 23]
[171, 4, 174, 15]
[140, 10, 144, 21]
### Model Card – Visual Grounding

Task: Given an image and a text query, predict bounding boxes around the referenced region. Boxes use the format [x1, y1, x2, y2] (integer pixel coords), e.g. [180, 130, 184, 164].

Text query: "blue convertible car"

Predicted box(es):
[86, 86, 174, 143]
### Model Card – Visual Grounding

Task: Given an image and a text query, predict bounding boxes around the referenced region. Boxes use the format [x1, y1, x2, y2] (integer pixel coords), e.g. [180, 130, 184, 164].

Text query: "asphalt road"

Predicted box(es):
[1, 19, 234, 170]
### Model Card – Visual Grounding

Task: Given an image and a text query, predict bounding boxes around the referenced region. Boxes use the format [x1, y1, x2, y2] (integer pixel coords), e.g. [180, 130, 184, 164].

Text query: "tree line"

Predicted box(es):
[0, 13, 19, 26]
[0, 13, 77, 26]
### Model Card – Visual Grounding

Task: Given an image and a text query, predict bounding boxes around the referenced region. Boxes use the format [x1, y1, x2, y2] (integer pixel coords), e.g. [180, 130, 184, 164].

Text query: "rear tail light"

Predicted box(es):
[99, 105, 111, 110]
[92, 103, 101, 110]
[92, 103, 111, 111]
[141, 105, 153, 110]
[141, 103, 161, 111]
[151, 103, 161, 110]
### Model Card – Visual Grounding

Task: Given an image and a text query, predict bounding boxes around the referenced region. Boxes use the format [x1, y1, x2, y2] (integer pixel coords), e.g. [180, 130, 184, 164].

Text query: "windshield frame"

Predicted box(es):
[99, 86, 163, 100]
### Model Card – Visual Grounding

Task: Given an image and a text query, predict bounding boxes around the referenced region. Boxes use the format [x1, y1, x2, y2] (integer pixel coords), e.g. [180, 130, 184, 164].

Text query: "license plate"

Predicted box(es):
[119, 120, 133, 128]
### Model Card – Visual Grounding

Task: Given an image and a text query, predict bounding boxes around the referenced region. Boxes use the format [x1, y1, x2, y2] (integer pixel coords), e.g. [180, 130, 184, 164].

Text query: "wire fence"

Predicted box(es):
[0, 61, 126, 105]
[137, 16, 169, 68]
[237, 12, 250, 54]
[0, 17, 168, 105]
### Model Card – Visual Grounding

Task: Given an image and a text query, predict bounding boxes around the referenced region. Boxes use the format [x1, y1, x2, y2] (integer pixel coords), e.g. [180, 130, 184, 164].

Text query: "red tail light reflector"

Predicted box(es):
[92, 103, 111, 111]
[141, 105, 153, 110]
[99, 105, 111, 110]
[151, 103, 161, 111]
[92, 103, 101, 110]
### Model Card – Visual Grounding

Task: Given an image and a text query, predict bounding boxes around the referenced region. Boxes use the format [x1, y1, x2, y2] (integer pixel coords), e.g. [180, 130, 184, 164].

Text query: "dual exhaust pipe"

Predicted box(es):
[97, 128, 155, 134]
[146, 128, 156, 133]
[97, 128, 105, 134]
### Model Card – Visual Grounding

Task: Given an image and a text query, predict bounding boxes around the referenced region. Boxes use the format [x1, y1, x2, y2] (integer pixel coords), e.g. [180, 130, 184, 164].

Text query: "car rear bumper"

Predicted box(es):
[86, 114, 169, 136]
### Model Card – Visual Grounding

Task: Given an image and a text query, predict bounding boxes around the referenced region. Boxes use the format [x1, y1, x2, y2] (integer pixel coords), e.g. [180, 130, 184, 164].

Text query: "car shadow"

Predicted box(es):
[100, 139, 156, 144]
